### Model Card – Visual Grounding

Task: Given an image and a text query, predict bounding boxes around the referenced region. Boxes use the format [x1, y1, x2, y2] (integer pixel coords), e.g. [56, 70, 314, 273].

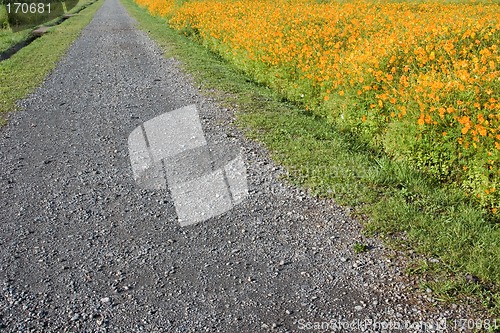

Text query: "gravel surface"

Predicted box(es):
[0, 0, 474, 331]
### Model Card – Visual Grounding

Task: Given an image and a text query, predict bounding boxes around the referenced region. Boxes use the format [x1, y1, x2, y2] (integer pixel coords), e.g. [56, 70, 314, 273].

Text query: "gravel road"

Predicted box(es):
[0, 0, 471, 331]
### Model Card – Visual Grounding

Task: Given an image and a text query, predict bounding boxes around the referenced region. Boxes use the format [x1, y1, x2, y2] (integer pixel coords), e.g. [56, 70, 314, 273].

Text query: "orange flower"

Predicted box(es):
[418, 114, 425, 126]
[141, 0, 500, 210]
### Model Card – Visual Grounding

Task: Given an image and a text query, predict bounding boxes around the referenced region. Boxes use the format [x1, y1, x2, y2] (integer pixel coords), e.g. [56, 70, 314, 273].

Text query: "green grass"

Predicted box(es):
[121, 0, 500, 316]
[0, 0, 103, 125]
[0, 4, 6, 25]
[353, 242, 369, 254]
[0, 28, 31, 53]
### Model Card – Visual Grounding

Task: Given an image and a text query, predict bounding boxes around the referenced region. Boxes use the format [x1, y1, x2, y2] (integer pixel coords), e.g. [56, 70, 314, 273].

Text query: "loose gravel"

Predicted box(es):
[0, 0, 474, 331]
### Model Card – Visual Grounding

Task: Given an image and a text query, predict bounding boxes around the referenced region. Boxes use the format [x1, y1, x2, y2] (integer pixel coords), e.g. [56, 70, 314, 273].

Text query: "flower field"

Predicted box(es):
[136, 0, 500, 211]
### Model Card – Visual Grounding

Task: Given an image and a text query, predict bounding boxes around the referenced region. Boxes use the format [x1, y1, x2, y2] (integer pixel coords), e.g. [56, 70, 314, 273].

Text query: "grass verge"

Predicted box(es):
[0, 0, 103, 126]
[0, 28, 31, 53]
[121, 0, 500, 317]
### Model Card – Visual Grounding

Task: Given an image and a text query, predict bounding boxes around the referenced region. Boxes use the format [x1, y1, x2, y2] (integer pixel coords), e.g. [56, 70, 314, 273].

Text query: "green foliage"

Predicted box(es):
[353, 242, 369, 254]
[3, 0, 80, 30]
[0, 5, 8, 29]
[0, 27, 31, 53]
